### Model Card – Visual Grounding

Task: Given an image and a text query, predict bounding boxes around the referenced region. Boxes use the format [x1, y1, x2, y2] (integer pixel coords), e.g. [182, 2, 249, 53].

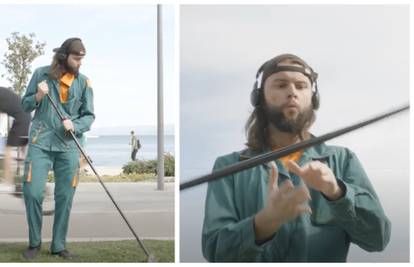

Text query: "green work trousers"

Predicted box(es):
[22, 145, 79, 253]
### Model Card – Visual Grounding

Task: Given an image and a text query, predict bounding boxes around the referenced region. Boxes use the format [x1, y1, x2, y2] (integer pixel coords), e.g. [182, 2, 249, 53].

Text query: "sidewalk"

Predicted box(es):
[0, 182, 174, 242]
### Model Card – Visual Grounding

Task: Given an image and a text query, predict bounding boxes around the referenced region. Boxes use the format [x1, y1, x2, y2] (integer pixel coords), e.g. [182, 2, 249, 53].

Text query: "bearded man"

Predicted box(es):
[21, 38, 95, 260]
[201, 54, 390, 262]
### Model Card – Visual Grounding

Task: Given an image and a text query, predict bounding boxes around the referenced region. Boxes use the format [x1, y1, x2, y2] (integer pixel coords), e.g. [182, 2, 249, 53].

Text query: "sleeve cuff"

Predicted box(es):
[325, 180, 358, 221]
[311, 180, 358, 224]
[240, 216, 268, 255]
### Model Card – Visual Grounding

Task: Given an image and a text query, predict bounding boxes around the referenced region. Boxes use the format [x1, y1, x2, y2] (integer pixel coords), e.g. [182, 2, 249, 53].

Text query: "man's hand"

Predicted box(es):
[63, 119, 74, 132]
[286, 160, 343, 201]
[254, 162, 312, 243]
[35, 80, 49, 103]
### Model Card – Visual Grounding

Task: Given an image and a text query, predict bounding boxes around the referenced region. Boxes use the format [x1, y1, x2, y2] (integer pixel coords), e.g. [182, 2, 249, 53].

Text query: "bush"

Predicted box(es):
[163, 153, 175, 176]
[122, 154, 175, 176]
[122, 160, 156, 174]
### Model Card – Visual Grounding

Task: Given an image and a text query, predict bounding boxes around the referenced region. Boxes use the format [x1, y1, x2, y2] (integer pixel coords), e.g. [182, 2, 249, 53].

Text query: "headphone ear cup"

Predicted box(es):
[312, 91, 320, 110]
[250, 88, 261, 107]
[57, 52, 67, 62]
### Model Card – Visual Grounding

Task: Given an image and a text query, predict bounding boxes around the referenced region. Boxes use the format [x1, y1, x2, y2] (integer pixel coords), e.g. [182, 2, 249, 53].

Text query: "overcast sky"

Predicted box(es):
[180, 5, 409, 262]
[0, 4, 174, 133]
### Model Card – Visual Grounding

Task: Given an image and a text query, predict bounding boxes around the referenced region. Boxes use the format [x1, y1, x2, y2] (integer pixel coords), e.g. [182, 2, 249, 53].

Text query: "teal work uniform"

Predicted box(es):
[21, 65, 95, 252]
[202, 142, 391, 262]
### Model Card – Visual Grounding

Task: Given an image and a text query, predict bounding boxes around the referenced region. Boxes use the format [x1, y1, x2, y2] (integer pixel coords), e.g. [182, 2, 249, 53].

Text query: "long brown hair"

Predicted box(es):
[48, 54, 66, 80]
[245, 105, 269, 152]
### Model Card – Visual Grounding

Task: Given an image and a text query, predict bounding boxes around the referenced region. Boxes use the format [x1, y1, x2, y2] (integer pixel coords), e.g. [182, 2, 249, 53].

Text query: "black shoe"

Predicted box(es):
[52, 249, 77, 260]
[22, 245, 41, 260]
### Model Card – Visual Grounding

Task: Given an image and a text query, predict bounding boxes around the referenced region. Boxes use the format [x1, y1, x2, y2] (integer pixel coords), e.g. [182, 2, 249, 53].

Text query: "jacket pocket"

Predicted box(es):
[62, 96, 82, 116]
[24, 161, 33, 183]
[30, 122, 44, 145]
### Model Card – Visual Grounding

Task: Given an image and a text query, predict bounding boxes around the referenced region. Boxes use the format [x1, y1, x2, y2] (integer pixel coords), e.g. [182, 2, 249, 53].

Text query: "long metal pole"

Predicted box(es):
[46, 94, 156, 262]
[157, 4, 165, 191]
[180, 104, 409, 191]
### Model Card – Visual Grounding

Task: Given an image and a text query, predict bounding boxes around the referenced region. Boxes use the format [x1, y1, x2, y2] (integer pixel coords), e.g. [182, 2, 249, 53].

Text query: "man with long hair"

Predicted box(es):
[21, 38, 95, 260]
[202, 54, 390, 262]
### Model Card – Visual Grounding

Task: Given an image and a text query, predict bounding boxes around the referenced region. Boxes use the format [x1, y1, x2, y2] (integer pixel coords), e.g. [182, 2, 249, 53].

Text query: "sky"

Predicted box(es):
[0, 4, 175, 135]
[180, 5, 410, 262]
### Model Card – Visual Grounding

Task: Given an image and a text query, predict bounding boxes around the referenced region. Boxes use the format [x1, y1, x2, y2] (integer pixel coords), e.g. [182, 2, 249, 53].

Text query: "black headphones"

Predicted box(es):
[53, 38, 83, 62]
[250, 57, 320, 110]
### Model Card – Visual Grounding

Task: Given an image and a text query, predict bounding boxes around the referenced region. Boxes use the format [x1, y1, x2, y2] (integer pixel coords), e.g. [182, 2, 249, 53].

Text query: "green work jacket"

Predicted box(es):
[202, 142, 391, 262]
[22, 66, 95, 151]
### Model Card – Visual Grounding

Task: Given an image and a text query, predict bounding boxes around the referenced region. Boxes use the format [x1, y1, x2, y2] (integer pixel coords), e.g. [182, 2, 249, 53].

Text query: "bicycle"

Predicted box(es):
[0, 146, 54, 216]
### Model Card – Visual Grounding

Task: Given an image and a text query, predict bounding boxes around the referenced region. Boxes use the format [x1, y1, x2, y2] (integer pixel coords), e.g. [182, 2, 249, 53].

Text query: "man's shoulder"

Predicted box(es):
[77, 72, 89, 81]
[323, 143, 352, 154]
[33, 65, 50, 75]
[214, 148, 253, 168]
[77, 72, 92, 88]
[315, 142, 355, 160]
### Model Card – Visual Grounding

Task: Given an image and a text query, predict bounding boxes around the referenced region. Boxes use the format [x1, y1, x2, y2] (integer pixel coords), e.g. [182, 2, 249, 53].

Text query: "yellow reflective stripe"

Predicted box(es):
[27, 162, 32, 182]
[72, 175, 78, 187]
[86, 79, 92, 88]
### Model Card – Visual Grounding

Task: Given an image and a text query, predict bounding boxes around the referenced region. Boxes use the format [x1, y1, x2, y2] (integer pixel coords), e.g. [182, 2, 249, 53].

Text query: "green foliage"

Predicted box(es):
[163, 153, 175, 176]
[122, 160, 157, 175]
[122, 154, 175, 176]
[1, 32, 46, 96]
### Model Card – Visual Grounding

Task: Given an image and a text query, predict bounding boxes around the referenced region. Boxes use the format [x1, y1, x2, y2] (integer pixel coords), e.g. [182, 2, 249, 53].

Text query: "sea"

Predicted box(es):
[0, 135, 175, 169]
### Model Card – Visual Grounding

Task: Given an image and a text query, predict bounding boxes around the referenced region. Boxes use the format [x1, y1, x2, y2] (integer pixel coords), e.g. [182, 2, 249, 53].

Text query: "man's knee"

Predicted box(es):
[23, 183, 44, 203]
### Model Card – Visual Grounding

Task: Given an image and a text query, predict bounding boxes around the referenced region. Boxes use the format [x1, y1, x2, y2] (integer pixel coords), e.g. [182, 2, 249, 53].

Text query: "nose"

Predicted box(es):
[286, 83, 298, 98]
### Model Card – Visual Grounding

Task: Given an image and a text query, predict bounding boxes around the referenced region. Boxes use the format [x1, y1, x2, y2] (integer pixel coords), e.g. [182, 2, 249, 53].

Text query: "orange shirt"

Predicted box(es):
[59, 73, 75, 103]
[278, 150, 304, 168]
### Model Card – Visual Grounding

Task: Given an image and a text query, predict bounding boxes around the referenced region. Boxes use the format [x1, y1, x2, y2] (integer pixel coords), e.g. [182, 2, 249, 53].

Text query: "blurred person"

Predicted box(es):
[0, 87, 31, 191]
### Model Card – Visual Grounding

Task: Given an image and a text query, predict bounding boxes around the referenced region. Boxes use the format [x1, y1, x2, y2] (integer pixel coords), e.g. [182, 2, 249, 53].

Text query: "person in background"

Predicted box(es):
[130, 130, 140, 161]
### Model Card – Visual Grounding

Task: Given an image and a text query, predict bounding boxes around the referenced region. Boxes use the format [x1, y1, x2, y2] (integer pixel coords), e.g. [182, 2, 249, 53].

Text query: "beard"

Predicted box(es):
[265, 103, 315, 135]
[64, 61, 80, 76]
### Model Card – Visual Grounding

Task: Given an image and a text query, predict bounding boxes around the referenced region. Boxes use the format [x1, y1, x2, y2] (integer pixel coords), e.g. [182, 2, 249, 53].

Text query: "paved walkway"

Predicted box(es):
[0, 182, 174, 242]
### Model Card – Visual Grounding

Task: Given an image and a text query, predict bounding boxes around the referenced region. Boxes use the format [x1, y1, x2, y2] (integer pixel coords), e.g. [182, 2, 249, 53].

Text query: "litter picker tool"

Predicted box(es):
[180, 104, 409, 191]
[46, 93, 156, 262]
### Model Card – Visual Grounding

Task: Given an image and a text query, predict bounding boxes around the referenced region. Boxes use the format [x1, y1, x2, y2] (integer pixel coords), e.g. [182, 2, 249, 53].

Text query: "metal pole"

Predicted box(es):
[180, 104, 409, 190]
[157, 4, 165, 191]
[45, 94, 156, 262]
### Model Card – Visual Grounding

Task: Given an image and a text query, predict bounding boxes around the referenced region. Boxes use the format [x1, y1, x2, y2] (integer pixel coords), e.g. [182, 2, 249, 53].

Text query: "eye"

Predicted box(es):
[296, 83, 308, 89]
[276, 83, 287, 89]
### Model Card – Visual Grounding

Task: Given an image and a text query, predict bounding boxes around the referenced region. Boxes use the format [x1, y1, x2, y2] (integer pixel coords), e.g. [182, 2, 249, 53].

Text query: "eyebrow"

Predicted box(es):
[270, 78, 309, 84]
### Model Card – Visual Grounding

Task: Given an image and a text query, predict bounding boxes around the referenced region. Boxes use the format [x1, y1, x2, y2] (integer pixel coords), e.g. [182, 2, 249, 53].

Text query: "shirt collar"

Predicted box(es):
[238, 134, 335, 162]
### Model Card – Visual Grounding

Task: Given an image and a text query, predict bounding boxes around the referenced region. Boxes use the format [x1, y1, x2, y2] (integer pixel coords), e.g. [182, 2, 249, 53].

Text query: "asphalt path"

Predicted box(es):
[0, 182, 174, 242]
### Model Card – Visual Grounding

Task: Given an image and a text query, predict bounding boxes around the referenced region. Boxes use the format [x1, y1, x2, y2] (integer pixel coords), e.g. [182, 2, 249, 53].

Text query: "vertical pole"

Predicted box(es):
[157, 4, 165, 191]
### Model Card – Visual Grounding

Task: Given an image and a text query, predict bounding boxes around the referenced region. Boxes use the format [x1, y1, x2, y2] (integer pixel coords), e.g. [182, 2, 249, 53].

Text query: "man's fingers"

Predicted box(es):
[268, 162, 279, 191]
[279, 179, 294, 194]
[290, 186, 312, 204]
[38, 80, 49, 94]
[286, 160, 304, 176]
[295, 204, 312, 216]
